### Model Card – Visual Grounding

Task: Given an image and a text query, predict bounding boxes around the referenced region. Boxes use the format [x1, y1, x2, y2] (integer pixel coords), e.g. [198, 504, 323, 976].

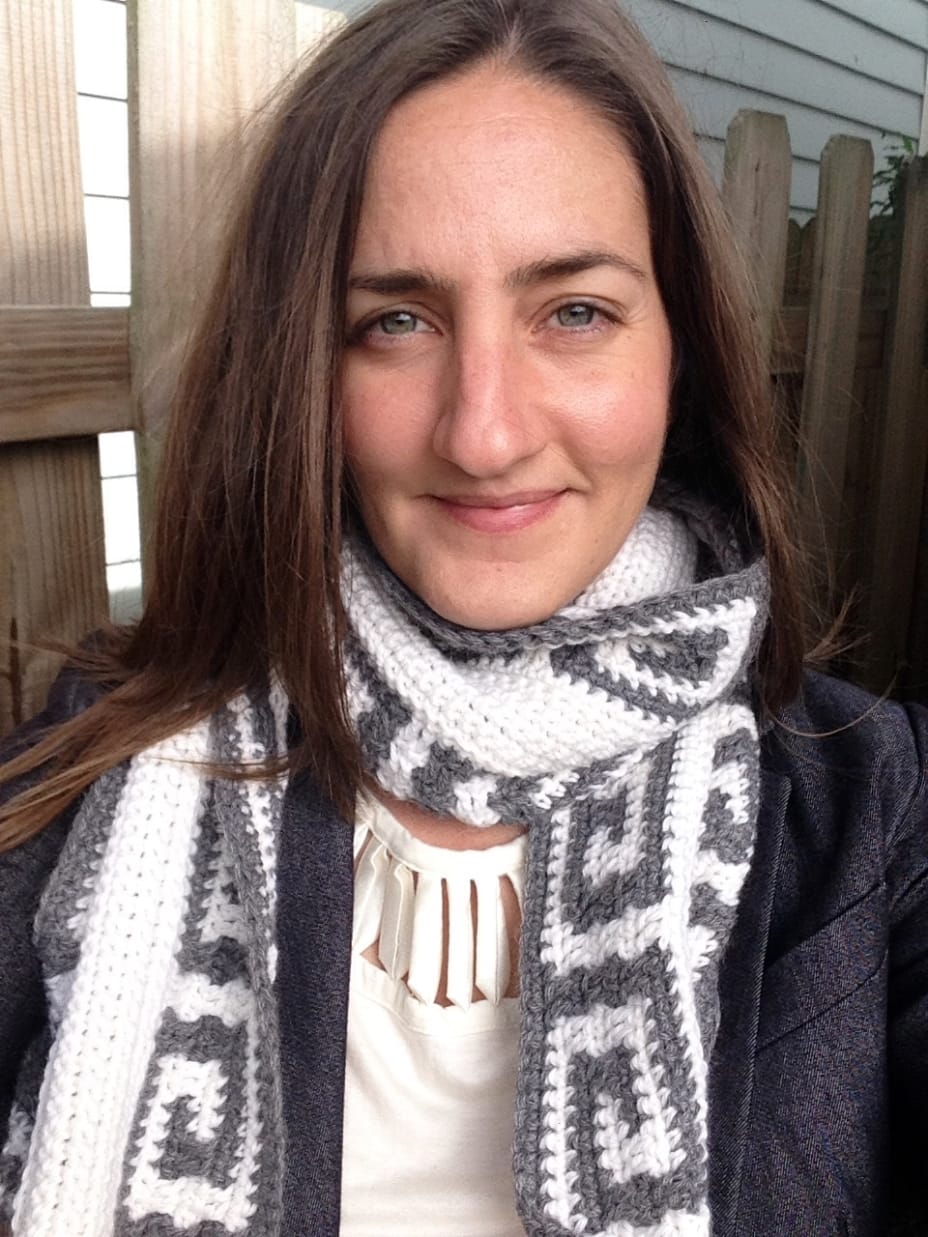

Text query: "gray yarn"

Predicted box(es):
[1, 695, 289, 1237]
[0, 502, 767, 1237]
[343, 503, 768, 1236]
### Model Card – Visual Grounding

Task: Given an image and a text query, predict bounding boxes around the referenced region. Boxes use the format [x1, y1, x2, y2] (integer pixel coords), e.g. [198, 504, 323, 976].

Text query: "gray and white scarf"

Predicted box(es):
[0, 502, 768, 1237]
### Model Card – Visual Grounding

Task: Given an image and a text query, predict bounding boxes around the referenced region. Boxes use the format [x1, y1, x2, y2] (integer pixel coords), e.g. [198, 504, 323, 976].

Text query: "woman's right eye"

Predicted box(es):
[347, 309, 435, 349]
[373, 310, 423, 336]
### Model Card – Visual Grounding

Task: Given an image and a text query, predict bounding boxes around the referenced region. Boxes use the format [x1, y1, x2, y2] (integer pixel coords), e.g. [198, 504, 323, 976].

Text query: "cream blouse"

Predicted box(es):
[340, 794, 528, 1237]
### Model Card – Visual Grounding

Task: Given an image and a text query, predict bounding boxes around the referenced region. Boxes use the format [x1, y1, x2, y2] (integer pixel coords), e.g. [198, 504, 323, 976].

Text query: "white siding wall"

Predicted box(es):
[620, 0, 928, 215]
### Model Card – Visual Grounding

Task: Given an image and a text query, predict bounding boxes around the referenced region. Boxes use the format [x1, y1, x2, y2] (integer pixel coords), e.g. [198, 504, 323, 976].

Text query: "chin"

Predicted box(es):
[417, 576, 573, 631]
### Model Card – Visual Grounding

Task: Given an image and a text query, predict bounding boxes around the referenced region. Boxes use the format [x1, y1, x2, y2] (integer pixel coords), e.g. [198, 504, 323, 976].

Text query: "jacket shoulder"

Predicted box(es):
[0, 661, 102, 951]
[760, 669, 928, 953]
[1, 662, 103, 765]
[773, 668, 925, 748]
[764, 670, 927, 835]
[0, 666, 101, 1150]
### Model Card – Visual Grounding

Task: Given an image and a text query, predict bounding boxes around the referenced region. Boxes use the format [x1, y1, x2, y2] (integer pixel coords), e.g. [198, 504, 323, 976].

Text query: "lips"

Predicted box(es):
[433, 490, 565, 533]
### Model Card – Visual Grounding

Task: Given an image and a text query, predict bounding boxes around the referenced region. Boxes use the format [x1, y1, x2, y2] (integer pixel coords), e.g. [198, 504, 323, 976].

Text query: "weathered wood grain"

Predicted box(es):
[0, 307, 131, 443]
[904, 367, 928, 698]
[796, 136, 873, 598]
[128, 0, 296, 566]
[859, 156, 928, 691]
[774, 305, 884, 375]
[1, 440, 108, 721]
[0, 0, 107, 733]
[723, 110, 792, 366]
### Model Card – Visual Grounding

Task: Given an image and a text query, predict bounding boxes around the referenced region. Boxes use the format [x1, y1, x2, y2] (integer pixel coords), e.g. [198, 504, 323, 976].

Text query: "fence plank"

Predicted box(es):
[722, 110, 792, 365]
[783, 218, 802, 304]
[0, 1, 87, 303]
[797, 218, 817, 304]
[0, 0, 107, 733]
[2, 441, 108, 719]
[0, 308, 131, 443]
[796, 136, 873, 597]
[128, 0, 297, 572]
[859, 155, 928, 691]
[840, 368, 884, 618]
[905, 368, 928, 700]
[775, 305, 884, 374]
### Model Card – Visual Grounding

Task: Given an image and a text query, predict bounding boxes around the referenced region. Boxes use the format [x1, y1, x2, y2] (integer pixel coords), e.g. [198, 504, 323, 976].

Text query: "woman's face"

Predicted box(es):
[342, 63, 673, 629]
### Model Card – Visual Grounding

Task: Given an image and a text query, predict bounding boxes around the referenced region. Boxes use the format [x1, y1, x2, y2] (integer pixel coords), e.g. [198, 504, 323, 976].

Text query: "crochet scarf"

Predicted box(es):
[1, 503, 768, 1237]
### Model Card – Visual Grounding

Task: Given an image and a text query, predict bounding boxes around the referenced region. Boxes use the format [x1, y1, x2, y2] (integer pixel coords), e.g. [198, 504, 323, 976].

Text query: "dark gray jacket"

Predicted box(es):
[2, 670, 927, 1236]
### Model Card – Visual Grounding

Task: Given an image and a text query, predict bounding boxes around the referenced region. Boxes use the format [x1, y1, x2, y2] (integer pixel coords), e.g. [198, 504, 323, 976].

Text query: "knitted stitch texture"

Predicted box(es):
[0, 503, 767, 1237]
[1, 685, 289, 1237]
[343, 504, 768, 1236]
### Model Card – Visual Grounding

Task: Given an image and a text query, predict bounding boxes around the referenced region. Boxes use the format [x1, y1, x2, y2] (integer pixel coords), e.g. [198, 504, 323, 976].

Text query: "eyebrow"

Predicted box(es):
[347, 248, 648, 296]
[508, 250, 648, 287]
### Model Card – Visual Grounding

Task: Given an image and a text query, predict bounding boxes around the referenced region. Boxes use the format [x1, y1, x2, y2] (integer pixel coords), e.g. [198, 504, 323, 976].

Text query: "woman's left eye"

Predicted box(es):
[552, 303, 603, 330]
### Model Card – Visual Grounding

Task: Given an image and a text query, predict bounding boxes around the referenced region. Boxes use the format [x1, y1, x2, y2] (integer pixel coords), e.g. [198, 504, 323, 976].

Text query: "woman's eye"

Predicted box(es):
[376, 310, 423, 336]
[554, 303, 599, 329]
[349, 310, 432, 347]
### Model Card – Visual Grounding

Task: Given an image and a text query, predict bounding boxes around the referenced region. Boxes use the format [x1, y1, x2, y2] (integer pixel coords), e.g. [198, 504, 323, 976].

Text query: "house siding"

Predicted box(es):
[621, 0, 928, 214]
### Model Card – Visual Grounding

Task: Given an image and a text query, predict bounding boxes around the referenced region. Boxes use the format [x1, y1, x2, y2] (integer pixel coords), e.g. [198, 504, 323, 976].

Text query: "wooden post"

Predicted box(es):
[127, 0, 296, 578]
[795, 136, 873, 601]
[906, 368, 928, 699]
[722, 110, 792, 366]
[859, 155, 928, 691]
[783, 218, 806, 306]
[0, 308, 132, 443]
[0, 0, 108, 732]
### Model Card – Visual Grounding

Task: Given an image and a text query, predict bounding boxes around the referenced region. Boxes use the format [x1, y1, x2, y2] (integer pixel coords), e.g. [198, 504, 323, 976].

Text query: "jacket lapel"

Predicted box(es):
[708, 765, 790, 1236]
[277, 772, 355, 1237]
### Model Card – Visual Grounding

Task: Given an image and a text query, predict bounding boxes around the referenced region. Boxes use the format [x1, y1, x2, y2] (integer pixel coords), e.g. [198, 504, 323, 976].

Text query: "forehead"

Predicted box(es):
[352, 63, 652, 275]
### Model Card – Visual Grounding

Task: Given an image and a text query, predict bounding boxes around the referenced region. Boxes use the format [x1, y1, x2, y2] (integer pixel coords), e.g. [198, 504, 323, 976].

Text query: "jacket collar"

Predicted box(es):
[707, 763, 790, 1235]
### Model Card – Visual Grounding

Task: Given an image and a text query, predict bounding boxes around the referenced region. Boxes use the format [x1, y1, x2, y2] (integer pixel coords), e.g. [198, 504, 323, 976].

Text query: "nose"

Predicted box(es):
[431, 331, 543, 478]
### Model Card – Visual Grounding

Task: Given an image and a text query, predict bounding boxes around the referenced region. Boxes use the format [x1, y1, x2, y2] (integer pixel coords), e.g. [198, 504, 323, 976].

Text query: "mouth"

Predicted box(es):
[432, 490, 566, 533]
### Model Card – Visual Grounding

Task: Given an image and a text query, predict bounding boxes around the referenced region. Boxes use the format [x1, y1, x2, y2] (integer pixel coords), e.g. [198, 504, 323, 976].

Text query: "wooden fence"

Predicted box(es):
[724, 113, 928, 696]
[2, 0, 928, 736]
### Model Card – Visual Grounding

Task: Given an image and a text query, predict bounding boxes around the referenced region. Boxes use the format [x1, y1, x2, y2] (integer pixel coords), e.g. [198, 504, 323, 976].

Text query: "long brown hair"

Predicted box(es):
[0, 0, 805, 850]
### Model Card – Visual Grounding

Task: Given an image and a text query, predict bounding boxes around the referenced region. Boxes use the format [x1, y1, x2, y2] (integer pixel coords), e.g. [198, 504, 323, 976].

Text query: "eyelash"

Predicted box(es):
[548, 303, 616, 333]
[352, 301, 618, 345]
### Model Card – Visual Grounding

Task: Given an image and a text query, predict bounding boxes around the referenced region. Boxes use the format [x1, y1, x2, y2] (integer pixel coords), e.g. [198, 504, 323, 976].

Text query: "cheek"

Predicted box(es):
[341, 362, 431, 495]
[551, 316, 673, 464]
[342, 369, 383, 504]
[341, 362, 374, 461]
[567, 368, 671, 471]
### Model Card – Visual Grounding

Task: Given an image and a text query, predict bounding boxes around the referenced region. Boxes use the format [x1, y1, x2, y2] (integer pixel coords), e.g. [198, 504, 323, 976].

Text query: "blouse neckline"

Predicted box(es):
[352, 793, 527, 1012]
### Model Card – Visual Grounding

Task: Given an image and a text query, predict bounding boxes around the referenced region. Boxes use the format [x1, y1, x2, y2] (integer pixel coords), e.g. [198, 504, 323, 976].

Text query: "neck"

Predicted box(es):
[366, 780, 527, 850]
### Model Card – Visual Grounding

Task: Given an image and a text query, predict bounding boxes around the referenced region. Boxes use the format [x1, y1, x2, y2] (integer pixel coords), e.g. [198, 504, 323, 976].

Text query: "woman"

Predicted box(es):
[0, 0, 925, 1234]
